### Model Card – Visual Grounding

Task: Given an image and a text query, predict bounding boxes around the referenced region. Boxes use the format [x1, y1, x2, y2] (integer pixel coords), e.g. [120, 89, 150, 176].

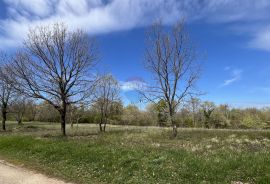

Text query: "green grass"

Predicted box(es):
[0, 122, 270, 183]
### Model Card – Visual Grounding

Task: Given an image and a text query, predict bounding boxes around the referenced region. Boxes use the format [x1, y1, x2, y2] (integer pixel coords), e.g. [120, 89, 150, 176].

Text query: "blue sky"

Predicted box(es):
[1, 0, 270, 108]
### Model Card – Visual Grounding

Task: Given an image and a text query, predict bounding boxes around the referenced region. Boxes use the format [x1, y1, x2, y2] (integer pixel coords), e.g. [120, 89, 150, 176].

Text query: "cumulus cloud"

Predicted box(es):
[221, 68, 242, 87]
[120, 77, 146, 92]
[1, 0, 270, 50]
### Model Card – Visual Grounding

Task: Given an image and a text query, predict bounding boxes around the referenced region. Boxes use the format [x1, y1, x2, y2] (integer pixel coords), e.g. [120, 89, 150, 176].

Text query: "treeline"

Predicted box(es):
[5, 99, 270, 129]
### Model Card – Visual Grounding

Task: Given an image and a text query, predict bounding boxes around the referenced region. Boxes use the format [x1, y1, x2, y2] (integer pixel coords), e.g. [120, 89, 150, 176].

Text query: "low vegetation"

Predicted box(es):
[0, 122, 269, 183]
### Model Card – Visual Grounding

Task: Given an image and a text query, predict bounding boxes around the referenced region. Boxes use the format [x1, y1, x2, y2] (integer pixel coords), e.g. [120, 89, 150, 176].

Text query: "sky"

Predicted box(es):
[1, 0, 270, 108]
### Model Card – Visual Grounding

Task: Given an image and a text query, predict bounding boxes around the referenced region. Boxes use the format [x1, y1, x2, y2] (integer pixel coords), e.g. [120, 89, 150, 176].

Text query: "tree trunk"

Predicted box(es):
[169, 107, 177, 138]
[103, 116, 107, 132]
[2, 107, 7, 131]
[18, 119, 22, 125]
[205, 118, 210, 129]
[99, 113, 104, 132]
[171, 116, 177, 138]
[192, 113, 196, 128]
[76, 118, 79, 129]
[60, 106, 66, 136]
[17, 115, 23, 125]
[99, 122, 103, 132]
[172, 124, 177, 138]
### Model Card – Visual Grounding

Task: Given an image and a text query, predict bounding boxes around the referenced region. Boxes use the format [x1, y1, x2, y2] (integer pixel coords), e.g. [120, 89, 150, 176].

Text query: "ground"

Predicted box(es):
[0, 160, 71, 184]
[0, 122, 269, 184]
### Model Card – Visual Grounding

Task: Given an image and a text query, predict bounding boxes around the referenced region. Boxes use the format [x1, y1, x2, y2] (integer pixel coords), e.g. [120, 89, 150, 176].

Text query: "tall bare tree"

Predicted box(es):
[0, 53, 15, 131]
[11, 23, 98, 136]
[93, 74, 120, 132]
[143, 20, 201, 137]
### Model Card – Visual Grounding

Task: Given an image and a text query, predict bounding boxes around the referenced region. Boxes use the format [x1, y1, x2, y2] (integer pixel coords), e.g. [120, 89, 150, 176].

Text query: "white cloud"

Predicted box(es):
[0, 0, 187, 49]
[221, 68, 242, 87]
[1, 0, 270, 50]
[120, 79, 146, 92]
[248, 26, 270, 51]
[4, 0, 53, 17]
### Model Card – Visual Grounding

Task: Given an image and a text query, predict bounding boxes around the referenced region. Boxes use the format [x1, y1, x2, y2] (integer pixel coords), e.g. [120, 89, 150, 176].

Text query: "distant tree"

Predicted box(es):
[202, 101, 215, 128]
[35, 102, 60, 122]
[122, 104, 144, 126]
[143, 20, 201, 137]
[11, 23, 98, 135]
[188, 97, 201, 127]
[213, 104, 231, 128]
[24, 100, 37, 121]
[92, 74, 120, 132]
[68, 103, 85, 128]
[0, 53, 16, 130]
[241, 108, 266, 128]
[109, 101, 124, 122]
[11, 96, 27, 125]
[177, 107, 193, 127]
[219, 104, 230, 118]
[154, 99, 168, 126]
[145, 103, 159, 126]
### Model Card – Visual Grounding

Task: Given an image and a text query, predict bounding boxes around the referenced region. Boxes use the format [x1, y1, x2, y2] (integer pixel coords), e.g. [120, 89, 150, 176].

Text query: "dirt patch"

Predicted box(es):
[0, 160, 73, 184]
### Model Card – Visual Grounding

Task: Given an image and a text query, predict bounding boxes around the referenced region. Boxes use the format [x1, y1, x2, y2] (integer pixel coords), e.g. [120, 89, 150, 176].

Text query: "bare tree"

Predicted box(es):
[11, 23, 98, 136]
[0, 53, 15, 131]
[143, 20, 201, 137]
[93, 74, 120, 132]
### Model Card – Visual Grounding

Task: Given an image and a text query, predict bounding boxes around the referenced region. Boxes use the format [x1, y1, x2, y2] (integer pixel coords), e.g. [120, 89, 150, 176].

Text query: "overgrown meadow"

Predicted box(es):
[0, 122, 269, 184]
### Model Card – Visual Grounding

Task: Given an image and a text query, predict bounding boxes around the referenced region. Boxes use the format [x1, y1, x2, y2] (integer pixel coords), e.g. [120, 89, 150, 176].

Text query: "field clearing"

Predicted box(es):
[0, 122, 270, 184]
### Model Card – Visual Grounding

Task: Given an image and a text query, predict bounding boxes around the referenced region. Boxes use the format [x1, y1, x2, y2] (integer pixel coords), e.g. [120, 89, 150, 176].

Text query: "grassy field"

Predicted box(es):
[0, 122, 270, 184]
